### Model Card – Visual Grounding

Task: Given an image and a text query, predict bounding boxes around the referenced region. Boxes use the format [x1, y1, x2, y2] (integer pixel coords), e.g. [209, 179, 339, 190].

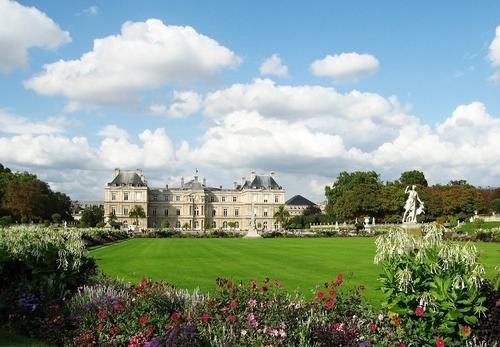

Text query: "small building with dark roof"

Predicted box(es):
[285, 194, 318, 216]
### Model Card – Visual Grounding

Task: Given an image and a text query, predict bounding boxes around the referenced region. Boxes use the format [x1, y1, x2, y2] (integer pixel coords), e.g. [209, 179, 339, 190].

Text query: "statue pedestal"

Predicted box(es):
[244, 229, 261, 238]
[402, 222, 419, 229]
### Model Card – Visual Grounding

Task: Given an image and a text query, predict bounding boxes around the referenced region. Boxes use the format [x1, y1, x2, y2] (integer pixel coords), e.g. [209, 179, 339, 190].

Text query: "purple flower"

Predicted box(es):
[145, 338, 163, 347]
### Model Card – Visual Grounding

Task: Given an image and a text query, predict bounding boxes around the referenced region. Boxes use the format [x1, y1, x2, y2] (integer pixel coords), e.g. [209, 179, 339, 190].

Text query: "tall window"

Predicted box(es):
[153, 195, 157, 201]
[124, 192, 129, 201]
[212, 221, 217, 228]
[235, 208, 239, 217]
[274, 195, 279, 203]
[111, 192, 116, 201]
[164, 208, 168, 216]
[264, 208, 268, 217]
[232, 196, 237, 202]
[194, 207, 200, 216]
[176, 208, 181, 216]
[152, 208, 157, 216]
[222, 196, 226, 202]
[164, 195, 169, 201]
[123, 207, 129, 215]
[194, 221, 199, 229]
[176, 195, 180, 201]
[212, 209, 216, 217]
[235, 221, 239, 229]
[223, 208, 228, 217]
[111, 206, 116, 215]
[223, 221, 228, 229]
[210, 196, 215, 202]
[263, 221, 268, 230]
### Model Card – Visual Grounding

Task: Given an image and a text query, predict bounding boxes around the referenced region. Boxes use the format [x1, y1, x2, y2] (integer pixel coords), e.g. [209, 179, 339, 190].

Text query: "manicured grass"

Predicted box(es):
[458, 221, 500, 233]
[90, 238, 500, 304]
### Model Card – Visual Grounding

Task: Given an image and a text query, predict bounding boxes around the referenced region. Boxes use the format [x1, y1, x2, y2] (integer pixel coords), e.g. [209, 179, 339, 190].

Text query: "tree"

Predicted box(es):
[51, 213, 62, 224]
[399, 170, 428, 187]
[492, 198, 500, 213]
[129, 205, 146, 226]
[228, 221, 236, 230]
[80, 205, 104, 227]
[107, 211, 120, 229]
[325, 171, 382, 221]
[302, 205, 321, 216]
[160, 220, 170, 229]
[273, 205, 290, 230]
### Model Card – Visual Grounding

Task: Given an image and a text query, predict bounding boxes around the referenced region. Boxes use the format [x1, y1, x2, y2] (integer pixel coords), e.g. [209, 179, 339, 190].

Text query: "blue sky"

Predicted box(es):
[0, 0, 499, 201]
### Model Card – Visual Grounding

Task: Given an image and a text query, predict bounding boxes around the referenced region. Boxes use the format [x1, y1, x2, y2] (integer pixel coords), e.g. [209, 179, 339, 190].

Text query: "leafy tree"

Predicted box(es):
[325, 171, 382, 221]
[129, 205, 146, 226]
[273, 205, 290, 230]
[107, 211, 120, 229]
[378, 182, 405, 222]
[302, 205, 321, 216]
[80, 205, 104, 227]
[2, 178, 50, 222]
[182, 222, 190, 230]
[227, 221, 236, 230]
[160, 220, 170, 229]
[448, 179, 470, 186]
[399, 170, 428, 187]
[492, 198, 500, 213]
[51, 213, 62, 224]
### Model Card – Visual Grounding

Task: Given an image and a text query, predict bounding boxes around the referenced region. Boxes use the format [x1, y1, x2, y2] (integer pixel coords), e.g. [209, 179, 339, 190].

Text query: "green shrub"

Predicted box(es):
[375, 223, 487, 346]
[0, 215, 12, 227]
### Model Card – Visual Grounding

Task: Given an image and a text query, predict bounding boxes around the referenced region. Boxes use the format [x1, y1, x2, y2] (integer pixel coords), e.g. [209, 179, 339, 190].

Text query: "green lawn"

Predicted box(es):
[458, 221, 500, 233]
[90, 238, 500, 304]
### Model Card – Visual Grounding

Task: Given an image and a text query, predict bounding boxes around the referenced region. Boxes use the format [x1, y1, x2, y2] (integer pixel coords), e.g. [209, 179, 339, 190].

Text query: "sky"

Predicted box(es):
[0, 0, 499, 202]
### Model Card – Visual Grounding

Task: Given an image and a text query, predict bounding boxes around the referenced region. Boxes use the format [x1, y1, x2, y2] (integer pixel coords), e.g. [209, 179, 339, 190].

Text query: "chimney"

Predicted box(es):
[166, 184, 169, 189]
[114, 168, 120, 177]
[270, 171, 275, 178]
[233, 181, 237, 189]
[181, 177, 184, 188]
[250, 171, 256, 181]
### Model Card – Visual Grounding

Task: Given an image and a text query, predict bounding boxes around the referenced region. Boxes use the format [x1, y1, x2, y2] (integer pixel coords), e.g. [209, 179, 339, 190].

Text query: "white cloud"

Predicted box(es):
[203, 79, 415, 150]
[309, 179, 332, 198]
[24, 19, 241, 108]
[98, 125, 129, 140]
[99, 128, 174, 170]
[0, 109, 74, 134]
[78, 5, 100, 16]
[310, 52, 379, 81]
[488, 25, 500, 67]
[259, 54, 289, 78]
[0, 0, 70, 72]
[149, 90, 202, 118]
[488, 71, 500, 84]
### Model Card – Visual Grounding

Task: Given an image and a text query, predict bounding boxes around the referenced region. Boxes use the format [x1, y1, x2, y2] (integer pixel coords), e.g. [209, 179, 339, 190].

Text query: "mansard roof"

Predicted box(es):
[240, 175, 282, 190]
[108, 172, 146, 187]
[285, 195, 316, 206]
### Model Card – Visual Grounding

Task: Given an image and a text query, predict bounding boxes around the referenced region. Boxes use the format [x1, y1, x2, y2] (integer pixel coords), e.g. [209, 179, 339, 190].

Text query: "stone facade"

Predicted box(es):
[104, 169, 286, 231]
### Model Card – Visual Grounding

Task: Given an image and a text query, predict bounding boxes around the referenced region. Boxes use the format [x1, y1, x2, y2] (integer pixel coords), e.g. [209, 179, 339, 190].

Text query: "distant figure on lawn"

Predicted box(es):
[403, 185, 425, 224]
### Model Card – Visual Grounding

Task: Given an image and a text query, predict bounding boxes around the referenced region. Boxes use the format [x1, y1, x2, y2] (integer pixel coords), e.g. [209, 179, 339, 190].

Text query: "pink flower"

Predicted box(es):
[226, 315, 236, 322]
[248, 299, 257, 308]
[316, 291, 325, 300]
[241, 329, 247, 336]
[109, 326, 120, 336]
[271, 329, 279, 337]
[369, 323, 377, 332]
[201, 312, 210, 323]
[97, 310, 106, 321]
[139, 315, 148, 326]
[113, 302, 124, 311]
[436, 337, 445, 347]
[415, 306, 425, 317]
[230, 299, 238, 309]
[279, 329, 287, 338]
[326, 300, 335, 309]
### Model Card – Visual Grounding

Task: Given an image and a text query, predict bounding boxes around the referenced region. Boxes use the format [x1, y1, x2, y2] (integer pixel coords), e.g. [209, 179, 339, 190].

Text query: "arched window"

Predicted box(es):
[194, 221, 199, 229]
[263, 221, 268, 230]
[235, 221, 239, 229]
[223, 221, 228, 229]
[212, 221, 216, 228]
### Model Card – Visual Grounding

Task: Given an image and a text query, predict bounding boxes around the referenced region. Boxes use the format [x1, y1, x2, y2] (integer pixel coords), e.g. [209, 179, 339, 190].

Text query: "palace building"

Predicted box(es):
[104, 169, 286, 231]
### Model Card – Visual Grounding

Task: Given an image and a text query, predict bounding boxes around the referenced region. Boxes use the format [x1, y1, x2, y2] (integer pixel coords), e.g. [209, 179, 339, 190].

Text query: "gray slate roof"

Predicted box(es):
[285, 195, 316, 206]
[240, 175, 282, 190]
[108, 172, 146, 187]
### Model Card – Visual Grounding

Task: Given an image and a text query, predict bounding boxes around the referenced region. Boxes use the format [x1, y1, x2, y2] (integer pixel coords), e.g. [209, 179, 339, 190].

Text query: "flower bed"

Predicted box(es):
[0, 224, 498, 346]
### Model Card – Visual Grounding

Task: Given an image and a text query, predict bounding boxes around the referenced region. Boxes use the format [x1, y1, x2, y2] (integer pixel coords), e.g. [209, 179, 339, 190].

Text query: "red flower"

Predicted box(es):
[97, 310, 106, 321]
[463, 325, 471, 335]
[113, 302, 124, 311]
[436, 337, 445, 347]
[226, 315, 236, 322]
[230, 299, 238, 309]
[336, 273, 344, 285]
[227, 280, 233, 289]
[369, 323, 377, 332]
[139, 315, 148, 326]
[201, 312, 210, 323]
[328, 289, 336, 297]
[171, 312, 180, 321]
[146, 325, 154, 337]
[109, 326, 120, 336]
[415, 306, 425, 317]
[399, 344, 406, 347]
[317, 291, 325, 300]
[326, 300, 335, 309]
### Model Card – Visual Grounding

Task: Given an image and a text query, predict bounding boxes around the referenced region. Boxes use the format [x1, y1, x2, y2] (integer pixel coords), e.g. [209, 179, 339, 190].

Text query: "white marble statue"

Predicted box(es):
[402, 185, 425, 224]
